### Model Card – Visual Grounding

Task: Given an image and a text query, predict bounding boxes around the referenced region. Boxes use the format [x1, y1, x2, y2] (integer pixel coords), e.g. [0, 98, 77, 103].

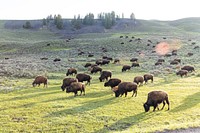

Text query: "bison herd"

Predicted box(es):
[31, 35, 197, 112]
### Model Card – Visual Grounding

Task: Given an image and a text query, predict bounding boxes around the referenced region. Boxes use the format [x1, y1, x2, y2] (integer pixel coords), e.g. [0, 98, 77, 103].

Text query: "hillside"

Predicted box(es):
[2, 17, 200, 37]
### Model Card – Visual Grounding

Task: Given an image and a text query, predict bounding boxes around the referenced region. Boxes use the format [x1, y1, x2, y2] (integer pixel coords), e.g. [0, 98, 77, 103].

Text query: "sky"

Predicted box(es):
[0, 0, 199, 20]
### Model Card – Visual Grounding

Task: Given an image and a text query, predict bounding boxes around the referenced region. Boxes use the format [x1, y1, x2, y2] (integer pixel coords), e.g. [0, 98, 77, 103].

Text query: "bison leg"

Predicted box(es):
[166, 99, 170, 110]
[74, 91, 78, 97]
[125, 92, 128, 97]
[153, 104, 158, 111]
[80, 90, 82, 96]
[161, 101, 166, 110]
[132, 90, 137, 97]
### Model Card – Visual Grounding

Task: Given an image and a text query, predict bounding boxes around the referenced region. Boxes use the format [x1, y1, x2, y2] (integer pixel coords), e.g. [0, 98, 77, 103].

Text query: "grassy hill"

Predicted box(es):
[0, 18, 200, 132]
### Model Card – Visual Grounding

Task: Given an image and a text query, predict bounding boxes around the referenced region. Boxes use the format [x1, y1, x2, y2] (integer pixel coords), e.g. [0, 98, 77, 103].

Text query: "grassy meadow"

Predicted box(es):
[0, 19, 200, 132]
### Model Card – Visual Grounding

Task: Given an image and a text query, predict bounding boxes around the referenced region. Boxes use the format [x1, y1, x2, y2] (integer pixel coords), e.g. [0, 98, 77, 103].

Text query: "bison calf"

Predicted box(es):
[143, 90, 170, 112]
[32, 76, 47, 88]
[133, 76, 144, 86]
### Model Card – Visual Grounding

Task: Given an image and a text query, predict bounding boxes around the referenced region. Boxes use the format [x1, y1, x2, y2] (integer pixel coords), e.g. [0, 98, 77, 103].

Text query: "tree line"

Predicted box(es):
[23, 11, 136, 30]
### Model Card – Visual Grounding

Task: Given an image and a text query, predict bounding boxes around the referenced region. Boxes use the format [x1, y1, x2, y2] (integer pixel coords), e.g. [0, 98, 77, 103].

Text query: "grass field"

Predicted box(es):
[0, 19, 200, 132]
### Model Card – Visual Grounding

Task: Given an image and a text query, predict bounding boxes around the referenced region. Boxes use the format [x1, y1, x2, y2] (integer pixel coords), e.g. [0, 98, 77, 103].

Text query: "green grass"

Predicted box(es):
[0, 72, 200, 132]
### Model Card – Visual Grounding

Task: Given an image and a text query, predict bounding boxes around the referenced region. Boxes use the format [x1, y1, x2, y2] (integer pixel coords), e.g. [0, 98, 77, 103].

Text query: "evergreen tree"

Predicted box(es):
[42, 18, 47, 25]
[23, 21, 31, 29]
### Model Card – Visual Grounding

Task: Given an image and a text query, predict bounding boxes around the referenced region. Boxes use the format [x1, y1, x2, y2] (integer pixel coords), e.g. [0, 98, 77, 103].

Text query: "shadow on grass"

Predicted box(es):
[170, 91, 200, 112]
[1, 86, 61, 102]
[46, 97, 116, 117]
[93, 112, 153, 133]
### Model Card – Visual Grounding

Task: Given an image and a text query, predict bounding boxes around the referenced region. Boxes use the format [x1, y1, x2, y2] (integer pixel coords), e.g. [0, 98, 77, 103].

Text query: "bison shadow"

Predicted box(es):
[45, 97, 116, 117]
[170, 91, 200, 112]
[92, 112, 153, 133]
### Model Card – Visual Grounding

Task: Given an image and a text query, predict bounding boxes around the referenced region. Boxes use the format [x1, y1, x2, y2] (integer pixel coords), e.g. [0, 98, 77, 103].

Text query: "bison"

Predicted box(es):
[66, 82, 85, 97]
[122, 65, 131, 72]
[113, 59, 120, 64]
[113, 82, 138, 97]
[61, 78, 78, 91]
[84, 63, 92, 68]
[99, 71, 112, 82]
[143, 74, 153, 84]
[170, 60, 179, 65]
[133, 76, 144, 86]
[143, 90, 170, 112]
[130, 58, 138, 62]
[90, 66, 102, 74]
[76, 73, 92, 85]
[181, 65, 195, 72]
[104, 78, 121, 88]
[176, 70, 188, 77]
[132, 62, 140, 67]
[66, 68, 77, 76]
[32, 76, 47, 88]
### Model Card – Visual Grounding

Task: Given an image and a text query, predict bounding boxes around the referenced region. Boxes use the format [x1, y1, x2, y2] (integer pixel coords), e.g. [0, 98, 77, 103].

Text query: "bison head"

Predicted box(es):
[143, 103, 150, 112]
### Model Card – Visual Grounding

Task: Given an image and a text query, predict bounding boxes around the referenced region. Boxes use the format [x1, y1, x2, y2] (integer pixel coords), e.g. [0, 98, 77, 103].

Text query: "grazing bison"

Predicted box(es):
[66, 68, 77, 76]
[173, 59, 181, 63]
[53, 58, 61, 62]
[32, 76, 47, 88]
[76, 73, 92, 85]
[84, 63, 92, 68]
[130, 58, 138, 62]
[187, 52, 193, 56]
[157, 59, 165, 62]
[143, 74, 153, 84]
[113, 59, 120, 64]
[90, 66, 102, 74]
[170, 60, 179, 65]
[176, 70, 188, 77]
[122, 65, 131, 72]
[113, 82, 138, 97]
[66, 82, 85, 97]
[143, 90, 170, 112]
[99, 71, 112, 82]
[133, 76, 144, 86]
[104, 78, 121, 88]
[61, 78, 78, 91]
[155, 61, 162, 66]
[181, 65, 195, 72]
[132, 62, 140, 67]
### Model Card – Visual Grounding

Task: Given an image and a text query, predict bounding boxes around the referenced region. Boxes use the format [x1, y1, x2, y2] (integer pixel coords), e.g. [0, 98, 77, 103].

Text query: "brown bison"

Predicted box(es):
[176, 70, 188, 77]
[66, 68, 77, 76]
[132, 62, 140, 67]
[122, 65, 131, 72]
[155, 61, 162, 66]
[76, 73, 92, 85]
[32, 76, 48, 87]
[66, 82, 85, 97]
[61, 78, 78, 91]
[130, 58, 138, 62]
[143, 74, 153, 84]
[90, 66, 102, 74]
[113, 59, 120, 64]
[133, 76, 144, 86]
[173, 59, 181, 63]
[84, 63, 92, 68]
[112, 82, 138, 97]
[99, 71, 112, 82]
[181, 65, 195, 72]
[104, 78, 121, 88]
[143, 90, 170, 112]
[157, 59, 165, 62]
[170, 60, 179, 65]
